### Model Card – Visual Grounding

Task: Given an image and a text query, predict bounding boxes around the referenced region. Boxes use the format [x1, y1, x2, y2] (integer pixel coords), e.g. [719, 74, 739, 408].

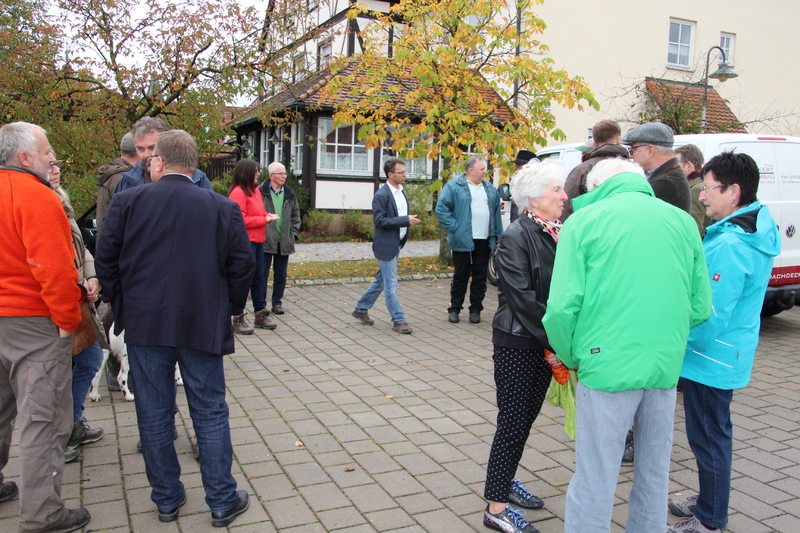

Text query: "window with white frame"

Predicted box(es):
[291, 123, 304, 173]
[381, 145, 429, 178]
[318, 118, 369, 173]
[719, 33, 735, 64]
[246, 133, 257, 160]
[318, 41, 333, 70]
[260, 132, 269, 167]
[272, 127, 284, 166]
[667, 19, 694, 69]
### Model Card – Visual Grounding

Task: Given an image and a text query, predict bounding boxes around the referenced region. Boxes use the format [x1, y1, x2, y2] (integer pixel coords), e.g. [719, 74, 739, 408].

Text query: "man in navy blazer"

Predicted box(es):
[95, 130, 255, 527]
[352, 158, 420, 334]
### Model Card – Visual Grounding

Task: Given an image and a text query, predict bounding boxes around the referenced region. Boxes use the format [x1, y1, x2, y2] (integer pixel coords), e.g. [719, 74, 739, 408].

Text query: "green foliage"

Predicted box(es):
[304, 209, 334, 237]
[62, 172, 97, 216]
[404, 181, 443, 241]
[341, 210, 373, 240]
[212, 173, 232, 197]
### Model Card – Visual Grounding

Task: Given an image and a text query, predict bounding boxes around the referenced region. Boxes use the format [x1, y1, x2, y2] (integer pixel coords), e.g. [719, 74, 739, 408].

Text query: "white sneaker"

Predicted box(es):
[667, 516, 718, 533]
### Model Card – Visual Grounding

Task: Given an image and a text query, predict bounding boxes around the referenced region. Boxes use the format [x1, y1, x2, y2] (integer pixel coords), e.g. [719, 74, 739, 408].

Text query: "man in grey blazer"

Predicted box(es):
[352, 158, 420, 334]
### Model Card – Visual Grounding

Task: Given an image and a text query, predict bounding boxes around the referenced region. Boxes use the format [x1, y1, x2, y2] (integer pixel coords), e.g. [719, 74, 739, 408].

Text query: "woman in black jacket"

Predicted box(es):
[482, 160, 568, 533]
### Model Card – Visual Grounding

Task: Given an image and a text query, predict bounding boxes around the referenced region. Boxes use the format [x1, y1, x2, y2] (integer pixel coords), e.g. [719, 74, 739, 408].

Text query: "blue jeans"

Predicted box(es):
[565, 382, 676, 533]
[127, 344, 238, 513]
[682, 378, 733, 530]
[72, 341, 104, 422]
[233, 241, 266, 315]
[265, 243, 289, 307]
[354, 252, 405, 323]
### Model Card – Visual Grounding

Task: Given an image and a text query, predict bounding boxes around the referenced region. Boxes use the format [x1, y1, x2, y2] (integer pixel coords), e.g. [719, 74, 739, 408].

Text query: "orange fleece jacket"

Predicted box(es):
[0, 167, 81, 330]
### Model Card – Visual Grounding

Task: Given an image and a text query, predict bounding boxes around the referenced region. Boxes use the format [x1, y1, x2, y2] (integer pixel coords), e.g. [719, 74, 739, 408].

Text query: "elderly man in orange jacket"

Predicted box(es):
[0, 122, 90, 532]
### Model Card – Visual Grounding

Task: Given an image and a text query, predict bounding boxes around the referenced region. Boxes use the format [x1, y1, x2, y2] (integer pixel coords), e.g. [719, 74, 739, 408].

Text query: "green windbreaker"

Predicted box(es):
[542, 172, 712, 392]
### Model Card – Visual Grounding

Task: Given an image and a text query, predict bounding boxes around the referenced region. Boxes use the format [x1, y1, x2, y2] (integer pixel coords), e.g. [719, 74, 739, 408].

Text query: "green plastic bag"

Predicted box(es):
[546, 373, 577, 439]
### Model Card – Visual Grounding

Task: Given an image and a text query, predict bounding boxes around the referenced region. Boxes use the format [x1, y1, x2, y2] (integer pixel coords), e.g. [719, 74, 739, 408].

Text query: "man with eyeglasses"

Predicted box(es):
[257, 162, 301, 318]
[623, 122, 691, 213]
[115, 117, 212, 194]
[676, 144, 711, 235]
[352, 158, 420, 334]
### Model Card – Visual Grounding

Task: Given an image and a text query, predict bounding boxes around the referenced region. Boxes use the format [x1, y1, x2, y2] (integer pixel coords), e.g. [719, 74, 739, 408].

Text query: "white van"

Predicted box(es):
[535, 134, 800, 315]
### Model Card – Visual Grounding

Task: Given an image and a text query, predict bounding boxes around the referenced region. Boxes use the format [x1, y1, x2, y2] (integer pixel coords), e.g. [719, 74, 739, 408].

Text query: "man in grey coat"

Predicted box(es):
[352, 158, 420, 334]
[258, 162, 302, 315]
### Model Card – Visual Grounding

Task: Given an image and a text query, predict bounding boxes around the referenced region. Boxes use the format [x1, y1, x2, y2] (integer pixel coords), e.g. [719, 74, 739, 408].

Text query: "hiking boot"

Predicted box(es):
[392, 322, 413, 334]
[67, 419, 104, 449]
[254, 309, 277, 330]
[622, 428, 634, 464]
[64, 447, 80, 463]
[0, 481, 18, 504]
[669, 494, 699, 518]
[44, 507, 91, 533]
[448, 311, 460, 323]
[352, 310, 374, 325]
[271, 305, 285, 315]
[232, 314, 254, 335]
[483, 504, 540, 533]
[667, 516, 717, 533]
[469, 311, 481, 323]
[508, 479, 544, 510]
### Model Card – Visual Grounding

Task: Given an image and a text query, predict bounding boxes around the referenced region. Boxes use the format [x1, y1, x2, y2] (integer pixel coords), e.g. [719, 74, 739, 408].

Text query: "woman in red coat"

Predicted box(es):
[228, 159, 279, 333]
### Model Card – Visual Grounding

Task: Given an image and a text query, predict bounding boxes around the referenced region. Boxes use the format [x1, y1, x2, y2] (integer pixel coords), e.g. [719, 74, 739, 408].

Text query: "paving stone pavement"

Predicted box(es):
[2, 281, 800, 532]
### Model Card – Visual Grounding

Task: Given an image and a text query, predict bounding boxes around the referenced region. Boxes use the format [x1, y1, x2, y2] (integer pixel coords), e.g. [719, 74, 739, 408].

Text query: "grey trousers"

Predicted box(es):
[0, 316, 73, 532]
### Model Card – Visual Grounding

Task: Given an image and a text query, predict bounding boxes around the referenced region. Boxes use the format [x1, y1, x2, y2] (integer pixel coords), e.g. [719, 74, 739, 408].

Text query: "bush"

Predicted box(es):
[341, 210, 373, 240]
[212, 172, 232, 196]
[62, 171, 97, 216]
[404, 181, 441, 240]
[304, 209, 334, 237]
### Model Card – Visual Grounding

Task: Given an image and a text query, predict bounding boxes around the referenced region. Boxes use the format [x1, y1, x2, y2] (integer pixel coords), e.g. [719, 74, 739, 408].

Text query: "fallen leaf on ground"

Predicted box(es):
[384, 395, 394, 399]
[344, 467, 355, 472]
[295, 441, 303, 447]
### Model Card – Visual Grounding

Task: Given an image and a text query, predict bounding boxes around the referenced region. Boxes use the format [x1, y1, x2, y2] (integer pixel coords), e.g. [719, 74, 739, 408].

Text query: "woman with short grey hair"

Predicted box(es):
[482, 160, 568, 533]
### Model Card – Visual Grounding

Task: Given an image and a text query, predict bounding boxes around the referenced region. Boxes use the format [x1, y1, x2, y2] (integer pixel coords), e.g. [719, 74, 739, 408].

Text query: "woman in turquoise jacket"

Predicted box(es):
[669, 152, 780, 533]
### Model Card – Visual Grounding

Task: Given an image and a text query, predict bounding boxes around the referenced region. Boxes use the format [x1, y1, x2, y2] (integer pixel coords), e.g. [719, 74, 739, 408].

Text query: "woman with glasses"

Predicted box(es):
[47, 158, 107, 462]
[667, 152, 780, 533]
[482, 160, 567, 533]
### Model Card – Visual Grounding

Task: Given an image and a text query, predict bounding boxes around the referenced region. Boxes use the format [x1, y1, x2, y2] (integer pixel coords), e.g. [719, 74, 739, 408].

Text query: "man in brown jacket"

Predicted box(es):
[562, 120, 629, 220]
[96, 132, 137, 238]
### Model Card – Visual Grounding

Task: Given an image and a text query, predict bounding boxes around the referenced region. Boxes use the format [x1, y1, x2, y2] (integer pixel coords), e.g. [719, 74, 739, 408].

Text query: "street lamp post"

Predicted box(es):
[701, 45, 738, 134]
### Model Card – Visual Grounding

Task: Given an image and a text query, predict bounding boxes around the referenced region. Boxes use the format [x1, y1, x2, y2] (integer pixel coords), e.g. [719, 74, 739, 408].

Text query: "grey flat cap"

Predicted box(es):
[622, 122, 674, 147]
[120, 132, 136, 154]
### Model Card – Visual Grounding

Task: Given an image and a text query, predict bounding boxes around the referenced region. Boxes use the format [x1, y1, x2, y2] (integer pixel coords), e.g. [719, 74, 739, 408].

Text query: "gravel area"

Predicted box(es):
[293, 239, 440, 262]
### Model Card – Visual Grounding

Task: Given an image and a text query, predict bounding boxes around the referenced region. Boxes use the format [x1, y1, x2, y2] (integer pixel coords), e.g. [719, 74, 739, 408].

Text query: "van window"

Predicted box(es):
[538, 152, 561, 161]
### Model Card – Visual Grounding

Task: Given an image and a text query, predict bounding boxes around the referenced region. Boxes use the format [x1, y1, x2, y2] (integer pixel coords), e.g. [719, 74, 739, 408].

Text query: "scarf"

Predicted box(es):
[525, 211, 561, 243]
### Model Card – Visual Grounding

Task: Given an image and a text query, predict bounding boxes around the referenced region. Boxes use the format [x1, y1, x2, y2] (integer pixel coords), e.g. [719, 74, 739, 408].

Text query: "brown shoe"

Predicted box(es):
[45, 507, 91, 533]
[232, 314, 254, 335]
[271, 305, 285, 315]
[392, 322, 413, 334]
[352, 310, 374, 325]
[254, 309, 277, 330]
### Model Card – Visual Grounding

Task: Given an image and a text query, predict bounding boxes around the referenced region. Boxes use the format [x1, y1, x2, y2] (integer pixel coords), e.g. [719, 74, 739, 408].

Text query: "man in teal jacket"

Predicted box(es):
[435, 155, 503, 324]
[543, 158, 711, 533]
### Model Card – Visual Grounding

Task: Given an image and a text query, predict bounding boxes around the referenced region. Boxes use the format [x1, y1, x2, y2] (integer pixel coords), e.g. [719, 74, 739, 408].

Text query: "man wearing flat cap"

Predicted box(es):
[623, 122, 691, 213]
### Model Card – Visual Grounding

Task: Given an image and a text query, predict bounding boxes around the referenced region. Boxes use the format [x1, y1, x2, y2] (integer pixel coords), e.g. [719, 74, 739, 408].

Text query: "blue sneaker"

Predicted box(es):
[483, 505, 540, 533]
[508, 479, 544, 510]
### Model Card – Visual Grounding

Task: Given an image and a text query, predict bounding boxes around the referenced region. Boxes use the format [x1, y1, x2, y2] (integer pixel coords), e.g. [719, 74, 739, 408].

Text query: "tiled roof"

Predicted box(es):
[644, 77, 746, 133]
[230, 59, 514, 127]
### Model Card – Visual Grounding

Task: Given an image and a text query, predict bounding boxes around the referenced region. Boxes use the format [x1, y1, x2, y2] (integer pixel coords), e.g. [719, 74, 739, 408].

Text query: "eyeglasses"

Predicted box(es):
[627, 144, 650, 155]
[701, 184, 726, 193]
[49, 161, 62, 169]
[390, 171, 407, 175]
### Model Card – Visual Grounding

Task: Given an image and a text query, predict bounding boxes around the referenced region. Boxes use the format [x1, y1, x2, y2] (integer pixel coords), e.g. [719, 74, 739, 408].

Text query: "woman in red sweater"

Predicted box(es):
[228, 159, 279, 333]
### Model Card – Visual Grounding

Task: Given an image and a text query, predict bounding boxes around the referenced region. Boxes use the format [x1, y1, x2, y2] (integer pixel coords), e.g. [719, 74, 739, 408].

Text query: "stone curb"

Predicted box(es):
[285, 272, 454, 286]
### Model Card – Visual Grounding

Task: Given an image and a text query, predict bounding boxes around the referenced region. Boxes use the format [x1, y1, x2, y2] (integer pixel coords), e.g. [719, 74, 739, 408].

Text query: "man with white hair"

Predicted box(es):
[258, 161, 302, 319]
[0, 122, 91, 532]
[623, 122, 691, 212]
[543, 158, 711, 532]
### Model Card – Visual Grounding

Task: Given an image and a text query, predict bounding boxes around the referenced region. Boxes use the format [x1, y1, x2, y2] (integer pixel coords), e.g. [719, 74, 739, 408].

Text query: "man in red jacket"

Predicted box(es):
[0, 122, 90, 532]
